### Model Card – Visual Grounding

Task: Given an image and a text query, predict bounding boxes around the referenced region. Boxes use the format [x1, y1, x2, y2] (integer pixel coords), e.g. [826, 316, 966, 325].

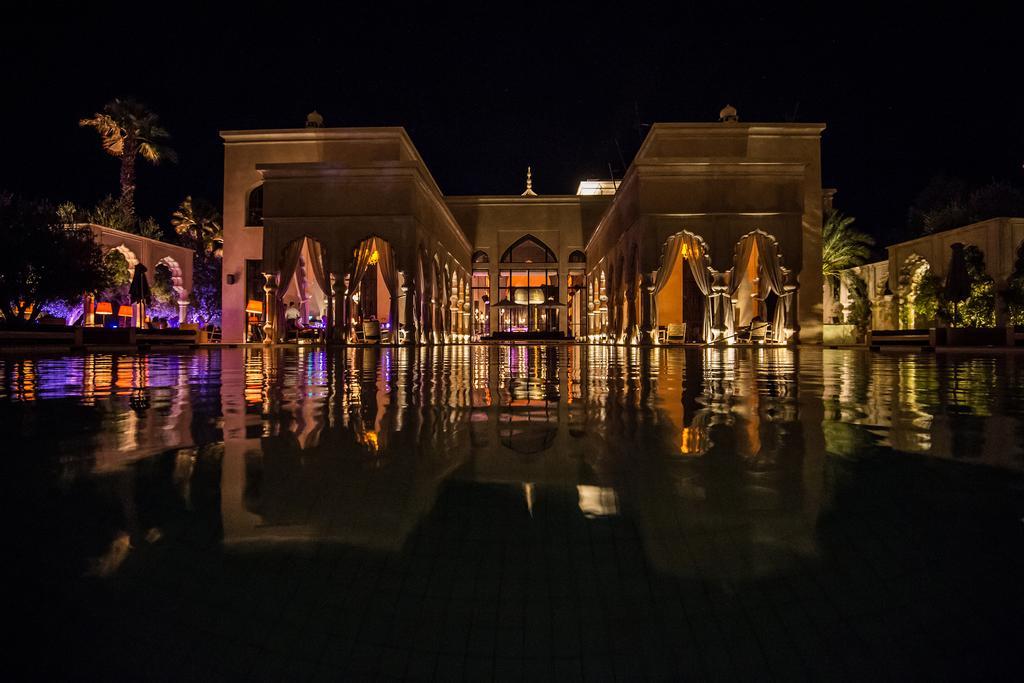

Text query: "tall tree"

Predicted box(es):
[171, 196, 223, 255]
[908, 175, 1024, 235]
[79, 98, 176, 218]
[822, 210, 875, 292]
[170, 196, 223, 326]
[0, 193, 111, 325]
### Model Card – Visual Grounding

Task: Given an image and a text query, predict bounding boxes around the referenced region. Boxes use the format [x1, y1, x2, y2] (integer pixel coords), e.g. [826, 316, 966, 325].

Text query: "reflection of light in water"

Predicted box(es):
[360, 429, 380, 453]
[680, 426, 709, 455]
[577, 485, 618, 517]
[523, 482, 534, 517]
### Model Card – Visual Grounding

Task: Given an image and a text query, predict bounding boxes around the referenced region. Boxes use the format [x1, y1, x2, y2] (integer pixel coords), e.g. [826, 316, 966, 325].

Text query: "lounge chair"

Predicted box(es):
[749, 321, 770, 344]
[362, 320, 381, 344]
[667, 323, 686, 342]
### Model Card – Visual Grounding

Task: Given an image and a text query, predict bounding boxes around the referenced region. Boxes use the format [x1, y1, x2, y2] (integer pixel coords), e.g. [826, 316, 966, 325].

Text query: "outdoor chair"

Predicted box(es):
[667, 323, 686, 342]
[656, 326, 668, 344]
[362, 320, 381, 344]
[749, 321, 770, 344]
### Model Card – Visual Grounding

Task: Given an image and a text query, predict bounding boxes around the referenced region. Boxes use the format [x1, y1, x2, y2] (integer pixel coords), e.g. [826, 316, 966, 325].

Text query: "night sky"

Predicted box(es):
[3, 7, 1021, 246]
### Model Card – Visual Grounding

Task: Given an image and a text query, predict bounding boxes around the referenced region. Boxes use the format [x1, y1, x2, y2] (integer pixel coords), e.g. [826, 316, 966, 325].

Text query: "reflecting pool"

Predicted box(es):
[7, 346, 1024, 679]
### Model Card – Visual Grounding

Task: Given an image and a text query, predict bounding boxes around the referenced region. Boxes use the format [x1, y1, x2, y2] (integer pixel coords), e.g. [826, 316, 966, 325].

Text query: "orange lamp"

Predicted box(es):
[245, 299, 264, 314]
[117, 305, 133, 318]
[95, 302, 113, 316]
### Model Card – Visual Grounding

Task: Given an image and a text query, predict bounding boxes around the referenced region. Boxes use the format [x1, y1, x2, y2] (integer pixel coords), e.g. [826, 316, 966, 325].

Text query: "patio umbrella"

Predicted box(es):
[129, 264, 151, 327]
[944, 242, 971, 326]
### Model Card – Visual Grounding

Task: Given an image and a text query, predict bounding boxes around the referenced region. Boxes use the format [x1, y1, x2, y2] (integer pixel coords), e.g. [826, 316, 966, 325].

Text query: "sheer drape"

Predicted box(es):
[347, 238, 377, 337]
[375, 239, 400, 337]
[754, 233, 786, 294]
[727, 232, 791, 341]
[773, 268, 795, 342]
[306, 239, 329, 300]
[276, 238, 305, 340]
[651, 234, 682, 341]
[725, 237, 756, 338]
[681, 234, 715, 343]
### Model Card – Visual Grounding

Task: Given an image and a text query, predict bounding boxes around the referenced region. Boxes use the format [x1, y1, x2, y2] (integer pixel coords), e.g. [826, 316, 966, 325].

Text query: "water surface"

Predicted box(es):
[7, 346, 1024, 680]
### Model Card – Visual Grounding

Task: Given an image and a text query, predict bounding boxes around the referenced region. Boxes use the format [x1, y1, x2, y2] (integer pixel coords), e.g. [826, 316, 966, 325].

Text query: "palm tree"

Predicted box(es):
[822, 210, 875, 292]
[171, 196, 222, 256]
[79, 98, 176, 218]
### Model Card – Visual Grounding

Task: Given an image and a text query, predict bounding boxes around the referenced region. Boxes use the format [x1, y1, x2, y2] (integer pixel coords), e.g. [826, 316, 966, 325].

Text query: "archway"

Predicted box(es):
[653, 231, 711, 343]
[151, 257, 186, 324]
[275, 236, 330, 342]
[347, 236, 400, 344]
[496, 235, 560, 337]
[725, 231, 792, 343]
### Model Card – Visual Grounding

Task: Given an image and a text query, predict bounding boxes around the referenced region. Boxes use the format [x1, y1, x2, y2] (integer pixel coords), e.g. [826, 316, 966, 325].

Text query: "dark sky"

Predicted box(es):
[3, 7, 1021, 245]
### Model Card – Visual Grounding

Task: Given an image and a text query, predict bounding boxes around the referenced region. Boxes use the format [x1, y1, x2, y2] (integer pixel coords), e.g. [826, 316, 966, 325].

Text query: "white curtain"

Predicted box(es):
[275, 238, 305, 340]
[375, 238, 400, 338]
[651, 234, 682, 341]
[773, 268, 795, 342]
[725, 237, 756, 338]
[681, 234, 715, 343]
[348, 238, 378, 336]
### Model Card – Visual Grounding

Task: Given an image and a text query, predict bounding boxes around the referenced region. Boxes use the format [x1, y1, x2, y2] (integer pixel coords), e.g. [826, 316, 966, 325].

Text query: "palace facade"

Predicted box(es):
[221, 109, 826, 345]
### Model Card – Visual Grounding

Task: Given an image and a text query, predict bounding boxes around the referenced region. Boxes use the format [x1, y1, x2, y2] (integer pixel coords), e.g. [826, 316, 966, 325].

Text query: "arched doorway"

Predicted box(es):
[725, 231, 793, 342]
[347, 236, 400, 344]
[653, 232, 713, 343]
[497, 235, 561, 337]
[274, 235, 330, 342]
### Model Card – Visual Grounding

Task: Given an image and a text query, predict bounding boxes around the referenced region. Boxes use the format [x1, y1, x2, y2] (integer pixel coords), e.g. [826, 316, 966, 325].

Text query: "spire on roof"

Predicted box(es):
[521, 166, 537, 197]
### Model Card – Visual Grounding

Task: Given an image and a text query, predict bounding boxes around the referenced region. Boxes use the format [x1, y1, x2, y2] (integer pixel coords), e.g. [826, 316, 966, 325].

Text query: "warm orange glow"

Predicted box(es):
[360, 429, 380, 452]
[245, 299, 264, 314]
[368, 249, 380, 265]
[95, 302, 113, 315]
[118, 305, 133, 318]
[680, 243, 690, 260]
[680, 427, 708, 455]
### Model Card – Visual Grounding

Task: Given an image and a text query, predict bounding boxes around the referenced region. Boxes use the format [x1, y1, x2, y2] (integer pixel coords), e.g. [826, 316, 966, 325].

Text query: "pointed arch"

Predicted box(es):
[472, 250, 489, 263]
[501, 234, 557, 263]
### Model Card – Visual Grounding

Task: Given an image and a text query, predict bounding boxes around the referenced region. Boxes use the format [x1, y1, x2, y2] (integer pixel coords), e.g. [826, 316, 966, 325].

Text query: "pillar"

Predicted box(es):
[402, 273, 418, 345]
[177, 299, 189, 325]
[640, 273, 655, 345]
[262, 273, 276, 344]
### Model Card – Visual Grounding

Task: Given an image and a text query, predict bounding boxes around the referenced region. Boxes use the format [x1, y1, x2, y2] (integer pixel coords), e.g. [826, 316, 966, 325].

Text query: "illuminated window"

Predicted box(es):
[501, 235, 557, 263]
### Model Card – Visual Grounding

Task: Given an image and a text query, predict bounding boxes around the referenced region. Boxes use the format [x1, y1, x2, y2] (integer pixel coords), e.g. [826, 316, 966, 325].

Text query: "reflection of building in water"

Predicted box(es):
[1, 354, 197, 473]
[613, 346, 820, 581]
[820, 350, 1023, 470]
[219, 346, 473, 551]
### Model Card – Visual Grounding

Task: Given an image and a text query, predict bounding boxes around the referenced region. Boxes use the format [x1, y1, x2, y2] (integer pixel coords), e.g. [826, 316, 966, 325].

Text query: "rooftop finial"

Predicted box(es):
[718, 104, 738, 123]
[306, 110, 324, 128]
[521, 166, 537, 197]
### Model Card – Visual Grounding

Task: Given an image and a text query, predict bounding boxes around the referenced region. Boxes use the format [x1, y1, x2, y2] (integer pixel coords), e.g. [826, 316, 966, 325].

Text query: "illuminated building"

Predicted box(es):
[221, 107, 825, 344]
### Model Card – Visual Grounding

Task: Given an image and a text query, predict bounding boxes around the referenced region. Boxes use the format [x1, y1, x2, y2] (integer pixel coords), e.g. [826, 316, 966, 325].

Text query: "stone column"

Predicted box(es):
[640, 273, 655, 345]
[262, 273, 276, 344]
[83, 293, 95, 327]
[625, 279, 638, 345]
[177, 299, 189, 325]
